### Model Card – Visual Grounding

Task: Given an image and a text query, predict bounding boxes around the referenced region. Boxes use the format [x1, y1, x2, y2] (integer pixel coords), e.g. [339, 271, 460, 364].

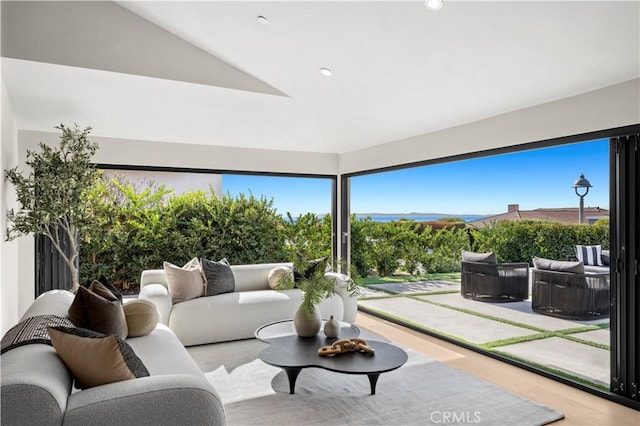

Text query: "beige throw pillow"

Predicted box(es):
[164, 258, 205, 304]
[123, 299, 158, 337]
[47, 326, 150, 389]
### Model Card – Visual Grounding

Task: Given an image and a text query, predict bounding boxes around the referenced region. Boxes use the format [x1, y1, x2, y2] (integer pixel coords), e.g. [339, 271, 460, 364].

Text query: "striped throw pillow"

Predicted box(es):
[575, 245, 603, 266]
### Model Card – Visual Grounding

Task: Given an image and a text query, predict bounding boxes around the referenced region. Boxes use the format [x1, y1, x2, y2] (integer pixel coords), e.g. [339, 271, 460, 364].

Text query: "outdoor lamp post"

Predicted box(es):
[573, 173, 592, 224]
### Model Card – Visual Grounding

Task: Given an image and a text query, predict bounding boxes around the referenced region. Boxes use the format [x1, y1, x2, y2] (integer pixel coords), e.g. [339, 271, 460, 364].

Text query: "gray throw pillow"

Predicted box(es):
[601, 250, 610, 266]
[462, 250, 497, 264]
[532, 256, 585, 274]
[201, 258, 235, 296]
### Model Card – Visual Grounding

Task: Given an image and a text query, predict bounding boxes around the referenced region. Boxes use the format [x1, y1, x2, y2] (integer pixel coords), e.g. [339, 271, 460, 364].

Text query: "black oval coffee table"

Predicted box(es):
[255, 320, 408, 395]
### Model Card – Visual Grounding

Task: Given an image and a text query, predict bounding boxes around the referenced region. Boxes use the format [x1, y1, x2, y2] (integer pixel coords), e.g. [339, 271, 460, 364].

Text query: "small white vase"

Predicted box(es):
[293, 305, 322, 337]
[324, 315, 340, 338]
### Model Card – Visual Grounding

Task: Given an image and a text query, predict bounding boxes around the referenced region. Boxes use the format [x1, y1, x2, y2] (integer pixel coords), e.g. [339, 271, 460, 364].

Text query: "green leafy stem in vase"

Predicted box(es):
[275, 257, 359, 314]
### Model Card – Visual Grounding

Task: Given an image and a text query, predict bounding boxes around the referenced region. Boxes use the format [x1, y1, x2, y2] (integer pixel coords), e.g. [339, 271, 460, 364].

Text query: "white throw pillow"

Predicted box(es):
[267, 266, 294, 289]
[163, 258, 205, 304]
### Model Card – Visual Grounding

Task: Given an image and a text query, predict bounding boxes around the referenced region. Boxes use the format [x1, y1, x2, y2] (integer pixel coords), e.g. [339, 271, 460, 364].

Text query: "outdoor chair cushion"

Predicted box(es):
[532, 256, 585, 274]
[462, 250, 497, 264]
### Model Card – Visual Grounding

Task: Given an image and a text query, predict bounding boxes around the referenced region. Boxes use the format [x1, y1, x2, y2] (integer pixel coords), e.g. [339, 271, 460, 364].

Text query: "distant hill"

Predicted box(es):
[354, 213, 488, 223]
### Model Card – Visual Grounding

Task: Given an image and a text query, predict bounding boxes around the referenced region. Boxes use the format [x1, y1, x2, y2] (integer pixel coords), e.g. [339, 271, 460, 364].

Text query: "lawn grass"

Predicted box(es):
[356, 272, 461, 286]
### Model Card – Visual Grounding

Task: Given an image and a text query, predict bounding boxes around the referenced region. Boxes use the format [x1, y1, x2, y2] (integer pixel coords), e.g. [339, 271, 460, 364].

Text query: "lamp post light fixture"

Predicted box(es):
[573, 173, 592, 224]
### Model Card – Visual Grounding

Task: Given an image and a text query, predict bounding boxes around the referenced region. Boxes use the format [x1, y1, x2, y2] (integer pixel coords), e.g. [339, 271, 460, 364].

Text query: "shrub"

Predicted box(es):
[80, 176, 289, 292]
[282, 212, 332, 262]
[349, 215, 375, 277]
[471, 220, 609, 263]
[422, 227, 471, 273]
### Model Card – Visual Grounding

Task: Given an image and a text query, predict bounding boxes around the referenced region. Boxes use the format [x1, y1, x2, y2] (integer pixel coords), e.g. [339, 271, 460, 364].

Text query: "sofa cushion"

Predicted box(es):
[575, 245, 603, 266]
[169, 289, 343, 346]
[268, 266, 294, 289]
[47, 326, 149, 389]
[68, 282, 128, 339]
[201, 257, 235, 296]
[164, 258, 204, 304]
[462, 250, 497, 264]
[533, 257, 585, 274]
[123, 299, 158, 337]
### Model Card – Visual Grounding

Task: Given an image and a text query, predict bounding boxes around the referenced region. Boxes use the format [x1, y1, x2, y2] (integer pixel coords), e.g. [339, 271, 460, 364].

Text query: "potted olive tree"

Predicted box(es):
[5, 124, 99, 292]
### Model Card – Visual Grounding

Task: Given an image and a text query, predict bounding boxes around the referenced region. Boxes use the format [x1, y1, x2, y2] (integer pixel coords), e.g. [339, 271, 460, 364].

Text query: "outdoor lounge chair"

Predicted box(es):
[461, 253, 529, 303]
[531, 262, 610, 320]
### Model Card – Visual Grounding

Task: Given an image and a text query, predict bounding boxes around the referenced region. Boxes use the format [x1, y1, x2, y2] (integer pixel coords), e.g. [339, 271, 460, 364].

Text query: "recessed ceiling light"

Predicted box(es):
[257, 15, 268, 24]
[320, 68, 333, 77]
[425, 0, 443, 11]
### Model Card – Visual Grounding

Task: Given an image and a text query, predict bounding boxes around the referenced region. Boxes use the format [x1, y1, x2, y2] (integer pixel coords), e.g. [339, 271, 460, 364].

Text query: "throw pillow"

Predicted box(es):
[164, 258, 205, 304]
[462, 250, 497, 264]
[601, 249, 610, 266]
[532, 257, 585, 274]
[47, 326, 150, 389]
[82, 276, 122, 302]
[201, 258, 235, 296]
[67, 282, 128, 339]
[575, 245, 603, 266]
[123, 299, 158, 337]
[268, 266, 294, 289]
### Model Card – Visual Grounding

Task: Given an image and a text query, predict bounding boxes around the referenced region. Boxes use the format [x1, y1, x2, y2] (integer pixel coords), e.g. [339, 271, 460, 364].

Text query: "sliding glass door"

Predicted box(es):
[610, 133, 639, 402]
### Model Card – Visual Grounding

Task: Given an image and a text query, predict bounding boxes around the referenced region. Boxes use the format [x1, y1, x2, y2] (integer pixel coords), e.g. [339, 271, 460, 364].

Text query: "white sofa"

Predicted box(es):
[1, 290, 226, 426]
[139, 262, 358, 346]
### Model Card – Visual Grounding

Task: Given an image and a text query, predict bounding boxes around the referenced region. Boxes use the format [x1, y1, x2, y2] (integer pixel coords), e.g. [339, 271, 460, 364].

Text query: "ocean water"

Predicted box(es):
[354, 214, 486, 223]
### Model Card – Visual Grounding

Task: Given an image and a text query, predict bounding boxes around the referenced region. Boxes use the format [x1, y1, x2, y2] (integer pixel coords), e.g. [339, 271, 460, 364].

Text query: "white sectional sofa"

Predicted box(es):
[0, 290, 226, 426]
[139, 262, 358, 346]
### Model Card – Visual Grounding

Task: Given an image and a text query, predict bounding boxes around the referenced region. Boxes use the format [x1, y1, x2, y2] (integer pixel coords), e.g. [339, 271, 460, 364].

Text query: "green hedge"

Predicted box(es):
[471, 220, 609, 263]
[80, 177, 288, 291]
[349, 218, 470, 277]
[80, 176, 610, 289]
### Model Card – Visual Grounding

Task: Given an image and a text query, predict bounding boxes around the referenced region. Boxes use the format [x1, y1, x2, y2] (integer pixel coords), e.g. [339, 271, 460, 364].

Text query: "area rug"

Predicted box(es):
[188, 339, 564, 426]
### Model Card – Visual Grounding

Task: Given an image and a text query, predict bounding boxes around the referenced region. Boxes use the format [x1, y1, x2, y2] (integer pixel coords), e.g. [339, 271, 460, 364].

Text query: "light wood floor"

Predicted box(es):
[355, 312, 639, 426]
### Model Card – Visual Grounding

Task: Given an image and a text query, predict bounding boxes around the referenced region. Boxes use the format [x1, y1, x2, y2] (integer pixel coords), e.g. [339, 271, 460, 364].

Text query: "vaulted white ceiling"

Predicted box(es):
[2, 1, 639, 154]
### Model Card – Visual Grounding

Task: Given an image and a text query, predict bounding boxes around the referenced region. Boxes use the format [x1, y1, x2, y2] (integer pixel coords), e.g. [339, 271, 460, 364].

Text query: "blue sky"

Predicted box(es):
[224, 138, 609, 217]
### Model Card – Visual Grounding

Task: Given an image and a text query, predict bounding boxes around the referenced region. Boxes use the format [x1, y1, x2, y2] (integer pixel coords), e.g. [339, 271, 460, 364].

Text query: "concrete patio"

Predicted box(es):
[358, 281, 610, 388]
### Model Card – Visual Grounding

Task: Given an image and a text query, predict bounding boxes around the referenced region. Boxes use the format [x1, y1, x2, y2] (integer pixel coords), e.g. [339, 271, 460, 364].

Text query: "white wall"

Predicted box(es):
[1, 75, 22, 334]
[339, 79, 640, 174]
[102, 169, 223, 199]
[17, 132, 339, 176]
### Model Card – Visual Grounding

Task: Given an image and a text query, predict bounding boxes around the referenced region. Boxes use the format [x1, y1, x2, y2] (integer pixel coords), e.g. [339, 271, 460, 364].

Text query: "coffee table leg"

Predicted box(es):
[367, 373, 380, 395]
[284, 367, 302, 394]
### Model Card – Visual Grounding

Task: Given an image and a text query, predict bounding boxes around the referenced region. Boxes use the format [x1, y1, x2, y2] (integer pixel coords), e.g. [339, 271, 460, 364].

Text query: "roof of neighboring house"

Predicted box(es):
[469, 206, 609, 228]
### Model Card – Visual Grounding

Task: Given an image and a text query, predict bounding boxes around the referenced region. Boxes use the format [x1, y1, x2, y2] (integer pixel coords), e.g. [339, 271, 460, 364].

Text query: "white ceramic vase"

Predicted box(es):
[323, 315, 340, 338]
[293, 305, 322, 337]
